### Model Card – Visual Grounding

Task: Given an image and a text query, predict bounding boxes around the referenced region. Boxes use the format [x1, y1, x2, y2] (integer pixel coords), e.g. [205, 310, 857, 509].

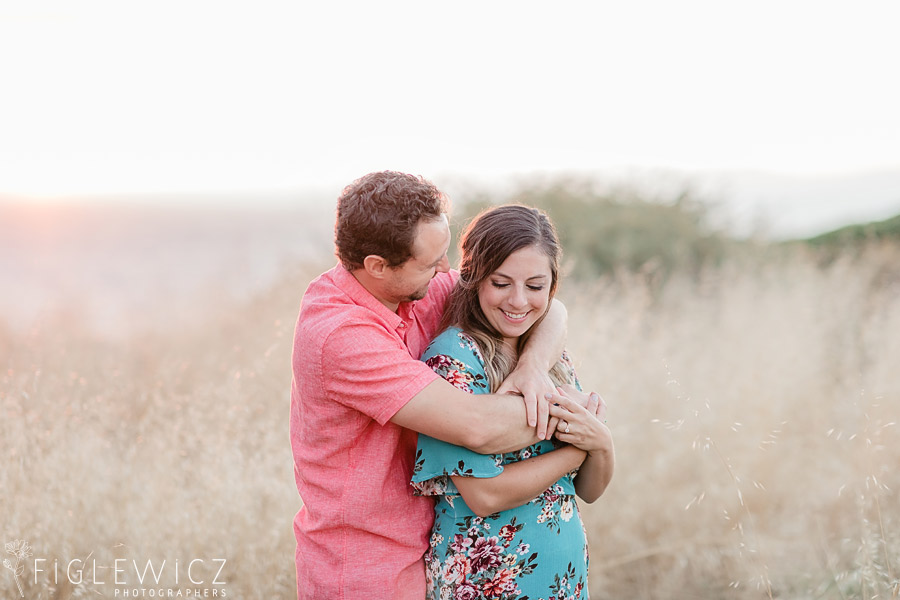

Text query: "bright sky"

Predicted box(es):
[1, 0, 899, 200]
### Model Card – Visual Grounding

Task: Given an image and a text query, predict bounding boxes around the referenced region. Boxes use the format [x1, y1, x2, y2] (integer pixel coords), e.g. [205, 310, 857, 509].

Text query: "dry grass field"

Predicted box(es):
[2, 204, 899, 599]
[564, 243, 900, 599]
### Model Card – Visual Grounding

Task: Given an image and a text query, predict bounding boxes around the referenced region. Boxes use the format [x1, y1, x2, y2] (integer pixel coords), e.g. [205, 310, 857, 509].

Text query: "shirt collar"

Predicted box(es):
[333, 263, 409, 329]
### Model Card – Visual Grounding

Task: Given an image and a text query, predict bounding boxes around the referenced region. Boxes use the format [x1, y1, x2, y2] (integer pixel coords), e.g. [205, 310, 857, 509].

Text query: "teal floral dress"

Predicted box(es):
[411, 327, 589, 600]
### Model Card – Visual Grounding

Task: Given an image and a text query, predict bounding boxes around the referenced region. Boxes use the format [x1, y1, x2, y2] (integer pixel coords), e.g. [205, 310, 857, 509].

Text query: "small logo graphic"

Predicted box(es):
[4, 539, 32, 598]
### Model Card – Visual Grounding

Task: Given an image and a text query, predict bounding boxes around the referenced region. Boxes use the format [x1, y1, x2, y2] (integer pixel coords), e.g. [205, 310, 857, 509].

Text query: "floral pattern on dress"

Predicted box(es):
[425, 510, 588, 600]
[413, 449, 505, 501]
[426, 515, 540, 600]
[455, 330, 486, 365]
[540, 561, 585, 600]
[426, 353, 488, 392]
[413, 327, 590, 600]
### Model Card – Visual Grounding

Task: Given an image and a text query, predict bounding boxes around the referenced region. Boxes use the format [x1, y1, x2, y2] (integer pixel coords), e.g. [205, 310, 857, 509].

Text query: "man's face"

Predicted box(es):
[384, 215, 451, 304]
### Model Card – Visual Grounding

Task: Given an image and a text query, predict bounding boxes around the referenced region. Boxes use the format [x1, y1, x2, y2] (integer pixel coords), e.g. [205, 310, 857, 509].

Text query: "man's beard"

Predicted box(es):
[404, 287, 429, 303]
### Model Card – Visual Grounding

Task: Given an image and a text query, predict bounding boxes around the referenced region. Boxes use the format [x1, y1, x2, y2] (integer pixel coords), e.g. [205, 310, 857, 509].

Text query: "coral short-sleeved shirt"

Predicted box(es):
[290, 264, 458, 600]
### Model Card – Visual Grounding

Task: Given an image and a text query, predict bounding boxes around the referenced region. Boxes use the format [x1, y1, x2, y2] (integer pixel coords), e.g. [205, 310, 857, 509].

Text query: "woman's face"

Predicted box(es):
[477, 244, 553, 351]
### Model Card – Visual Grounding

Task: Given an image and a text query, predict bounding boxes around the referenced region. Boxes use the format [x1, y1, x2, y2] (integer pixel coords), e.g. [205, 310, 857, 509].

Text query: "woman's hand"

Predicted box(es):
[549, 386, 615, 502]
[548, 386, 612, 455]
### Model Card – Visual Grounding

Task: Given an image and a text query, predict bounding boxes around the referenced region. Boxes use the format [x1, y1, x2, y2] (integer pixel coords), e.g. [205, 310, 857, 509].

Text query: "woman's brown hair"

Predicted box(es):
[440, 204, 574, 391]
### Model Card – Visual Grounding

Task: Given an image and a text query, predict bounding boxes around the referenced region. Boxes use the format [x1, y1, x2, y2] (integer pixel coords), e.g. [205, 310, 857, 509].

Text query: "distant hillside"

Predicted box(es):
[804, 212, 900, 247]
[454, 178, 730, 281]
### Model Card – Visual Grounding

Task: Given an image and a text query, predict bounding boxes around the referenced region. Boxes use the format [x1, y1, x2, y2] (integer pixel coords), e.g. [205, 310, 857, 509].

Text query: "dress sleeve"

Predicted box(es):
[411, 435, 504, 496]
[410, 328, 503, 496]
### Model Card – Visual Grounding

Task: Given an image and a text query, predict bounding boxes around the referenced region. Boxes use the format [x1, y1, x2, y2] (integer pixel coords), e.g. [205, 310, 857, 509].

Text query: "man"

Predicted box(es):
[290, 171, 577, 599]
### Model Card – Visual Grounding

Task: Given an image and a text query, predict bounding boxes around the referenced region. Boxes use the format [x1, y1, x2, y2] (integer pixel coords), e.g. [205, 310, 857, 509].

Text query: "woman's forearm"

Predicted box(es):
[574, 446, 615, 503]
[452, 445, 586, 518]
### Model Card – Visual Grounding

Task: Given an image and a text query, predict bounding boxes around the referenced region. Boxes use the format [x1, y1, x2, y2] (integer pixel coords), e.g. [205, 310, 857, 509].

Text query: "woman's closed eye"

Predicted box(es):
[490, 281, 545, 291]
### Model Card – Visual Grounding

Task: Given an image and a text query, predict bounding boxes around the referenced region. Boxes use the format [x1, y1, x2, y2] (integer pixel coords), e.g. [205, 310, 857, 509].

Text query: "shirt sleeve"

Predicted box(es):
[425, 269, 459, 313]
[320, 320, 439, 425]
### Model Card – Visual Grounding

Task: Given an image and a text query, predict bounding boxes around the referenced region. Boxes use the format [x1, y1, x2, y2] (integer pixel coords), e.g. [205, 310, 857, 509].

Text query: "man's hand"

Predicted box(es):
[497, 355, 557, 439]
[555, 384, 606, 418]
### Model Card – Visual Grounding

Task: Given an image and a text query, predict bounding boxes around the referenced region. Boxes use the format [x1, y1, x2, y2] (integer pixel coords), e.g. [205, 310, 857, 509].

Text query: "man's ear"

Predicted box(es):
[362, 254, 389, 279]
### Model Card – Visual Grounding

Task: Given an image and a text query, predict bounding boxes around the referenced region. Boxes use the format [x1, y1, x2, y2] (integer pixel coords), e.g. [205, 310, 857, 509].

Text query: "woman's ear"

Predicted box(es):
[362, 254, 389, 279]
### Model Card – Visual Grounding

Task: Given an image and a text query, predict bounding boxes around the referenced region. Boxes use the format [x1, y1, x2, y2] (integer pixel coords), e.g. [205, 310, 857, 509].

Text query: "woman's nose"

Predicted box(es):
[508, 286, 528, 309]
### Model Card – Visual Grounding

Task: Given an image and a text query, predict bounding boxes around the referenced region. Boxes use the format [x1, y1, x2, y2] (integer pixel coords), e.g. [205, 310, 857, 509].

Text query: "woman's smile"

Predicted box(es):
[478, 244, 553, 348]
[500, 309, 531, 321]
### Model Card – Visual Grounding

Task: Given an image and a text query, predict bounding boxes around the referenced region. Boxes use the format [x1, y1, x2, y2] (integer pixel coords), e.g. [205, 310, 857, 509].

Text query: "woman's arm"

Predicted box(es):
[573, 445, 615, 503]
[451, 444, 587, 518]
[549, 387, 615, 503]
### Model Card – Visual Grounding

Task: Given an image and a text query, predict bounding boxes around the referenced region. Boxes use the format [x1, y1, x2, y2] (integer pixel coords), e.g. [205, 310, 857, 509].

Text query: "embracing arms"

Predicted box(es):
[391, 298, 568, 452]
[451, 445, 586, 517]
[391, 378, 541, 454]
[447, 388, 614, 516]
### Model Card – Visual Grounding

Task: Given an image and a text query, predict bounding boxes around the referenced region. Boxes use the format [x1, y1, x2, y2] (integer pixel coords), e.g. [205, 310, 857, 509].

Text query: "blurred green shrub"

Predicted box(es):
[804, 213, 900, 247]
[777, 211, 900, 269]
[453, 177, 730, 281]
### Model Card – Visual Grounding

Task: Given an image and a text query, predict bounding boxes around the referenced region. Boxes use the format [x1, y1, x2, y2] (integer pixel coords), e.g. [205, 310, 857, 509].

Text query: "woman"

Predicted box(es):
[411, 204, 614, 600]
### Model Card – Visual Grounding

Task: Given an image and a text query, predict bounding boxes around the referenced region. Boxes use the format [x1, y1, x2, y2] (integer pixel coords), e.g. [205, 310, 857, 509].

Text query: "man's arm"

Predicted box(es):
[391, 378, 542, 454]
[496, 298, 568, 437]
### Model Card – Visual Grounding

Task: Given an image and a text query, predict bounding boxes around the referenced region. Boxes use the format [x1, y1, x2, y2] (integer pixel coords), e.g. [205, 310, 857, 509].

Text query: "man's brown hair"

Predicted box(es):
[335, 171, 449, 270]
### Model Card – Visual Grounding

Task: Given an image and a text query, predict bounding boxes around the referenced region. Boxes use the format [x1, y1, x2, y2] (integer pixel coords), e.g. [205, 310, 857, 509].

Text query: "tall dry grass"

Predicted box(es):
[2, 238, 899, 598]
[563, 242, 900, 599]
[1, 259, 330, 598]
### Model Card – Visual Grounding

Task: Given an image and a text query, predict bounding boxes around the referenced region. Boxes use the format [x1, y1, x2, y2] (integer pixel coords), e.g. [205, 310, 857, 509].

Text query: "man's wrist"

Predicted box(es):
[516, 351, 548, 372]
